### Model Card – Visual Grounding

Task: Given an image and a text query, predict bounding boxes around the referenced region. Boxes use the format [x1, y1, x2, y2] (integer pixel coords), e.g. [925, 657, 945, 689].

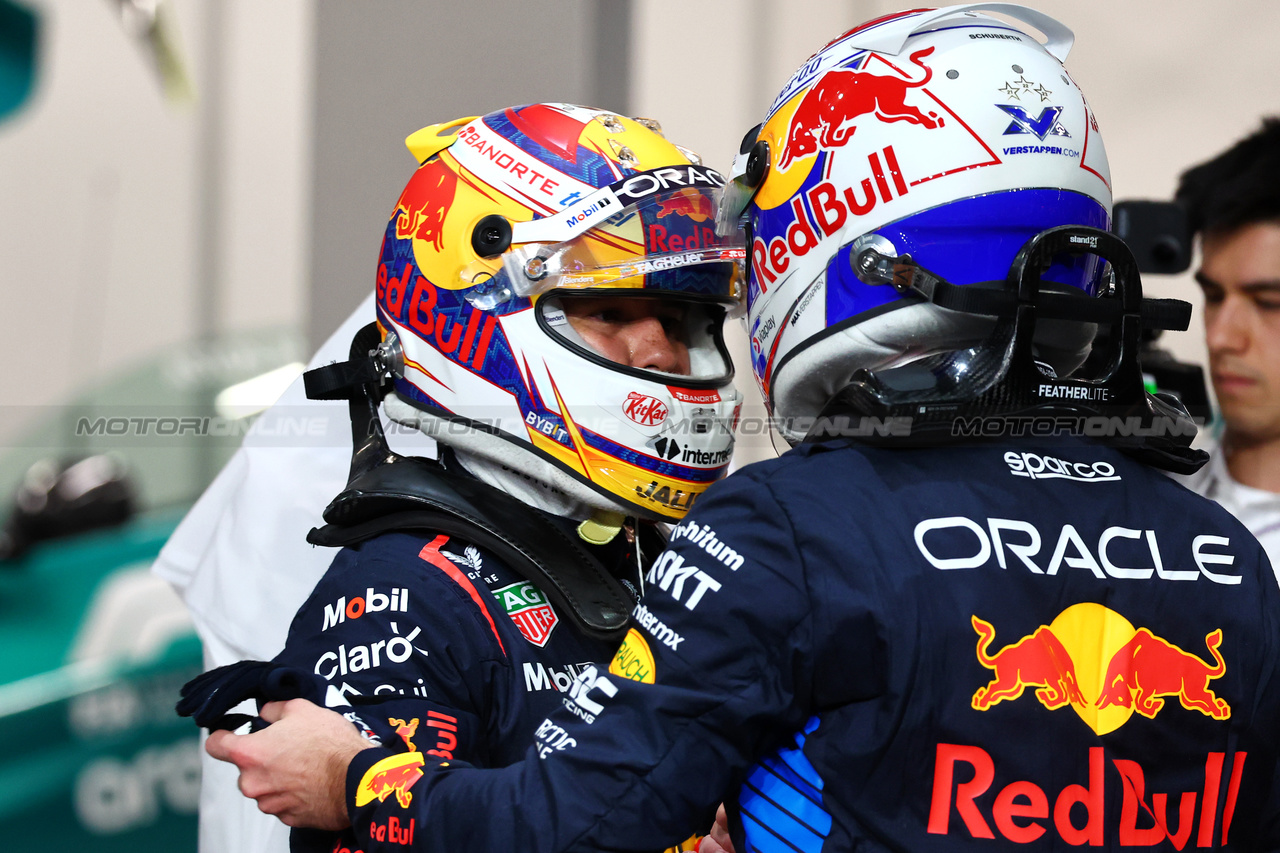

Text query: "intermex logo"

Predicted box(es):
[1003, 451, 1120, 483]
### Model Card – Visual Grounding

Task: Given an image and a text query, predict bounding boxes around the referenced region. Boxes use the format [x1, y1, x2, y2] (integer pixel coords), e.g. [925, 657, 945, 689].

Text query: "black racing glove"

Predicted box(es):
[176, 660, 328, 732]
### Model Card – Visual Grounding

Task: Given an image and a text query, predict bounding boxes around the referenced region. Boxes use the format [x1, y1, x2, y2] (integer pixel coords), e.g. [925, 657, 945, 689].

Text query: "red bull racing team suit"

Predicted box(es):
[336, 439, 1280, 853]
[269, 462, 668, 853]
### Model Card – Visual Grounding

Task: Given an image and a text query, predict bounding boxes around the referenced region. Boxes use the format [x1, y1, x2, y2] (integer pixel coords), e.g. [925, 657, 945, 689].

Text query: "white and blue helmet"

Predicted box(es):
[720, 5, 1112, 439]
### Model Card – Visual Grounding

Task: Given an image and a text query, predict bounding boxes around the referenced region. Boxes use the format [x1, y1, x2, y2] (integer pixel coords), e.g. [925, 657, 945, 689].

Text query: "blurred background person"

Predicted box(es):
[1175, 118, 1280, 574]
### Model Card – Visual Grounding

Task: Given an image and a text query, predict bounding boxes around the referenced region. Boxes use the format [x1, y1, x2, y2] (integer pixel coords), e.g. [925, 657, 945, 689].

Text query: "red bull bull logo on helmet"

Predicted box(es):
[778, 47, 943, 172]
[751, 145, 912, 293]
[657, 187, 714, 222]
[971, 603, 1229, 735]
[394, 157, 459, 252]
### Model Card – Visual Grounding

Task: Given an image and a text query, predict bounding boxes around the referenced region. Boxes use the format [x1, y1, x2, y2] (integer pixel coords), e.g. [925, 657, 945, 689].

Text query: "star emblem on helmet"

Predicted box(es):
[997, 82, 1022, 100]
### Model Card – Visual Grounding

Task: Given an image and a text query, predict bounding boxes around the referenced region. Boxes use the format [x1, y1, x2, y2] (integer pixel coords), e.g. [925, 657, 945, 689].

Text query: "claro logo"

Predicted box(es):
[1004, 451, 1120, 483]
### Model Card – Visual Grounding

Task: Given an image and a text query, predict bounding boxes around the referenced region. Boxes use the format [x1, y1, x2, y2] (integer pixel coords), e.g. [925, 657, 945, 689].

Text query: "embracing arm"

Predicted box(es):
[249, 470, 813, 852]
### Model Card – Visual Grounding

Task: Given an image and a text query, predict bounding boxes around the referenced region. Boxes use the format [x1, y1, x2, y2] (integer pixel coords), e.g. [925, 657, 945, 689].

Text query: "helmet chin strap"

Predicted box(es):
[302, 327, 639, 524]
[380, 392, 636, 523]
[389, 401, 639, 552]
[404, 409, 635, 547]
[450, 450, 630, 547]
[449, 447, 602, 523]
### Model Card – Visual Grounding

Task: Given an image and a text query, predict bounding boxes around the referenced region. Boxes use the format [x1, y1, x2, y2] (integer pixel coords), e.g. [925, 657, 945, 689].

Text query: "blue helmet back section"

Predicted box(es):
[824, 188, 1110, 328]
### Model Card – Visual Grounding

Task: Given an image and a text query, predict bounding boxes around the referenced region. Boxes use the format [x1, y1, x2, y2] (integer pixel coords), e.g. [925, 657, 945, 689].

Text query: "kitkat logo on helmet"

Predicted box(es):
[622, 392, 668, 426]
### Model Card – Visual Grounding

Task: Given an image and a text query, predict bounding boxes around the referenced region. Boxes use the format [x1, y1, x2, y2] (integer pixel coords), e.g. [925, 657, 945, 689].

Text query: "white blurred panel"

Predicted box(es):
[220, 0, 313, 334]
[0, 0, 313, 446]
[0, 0, 201, 419]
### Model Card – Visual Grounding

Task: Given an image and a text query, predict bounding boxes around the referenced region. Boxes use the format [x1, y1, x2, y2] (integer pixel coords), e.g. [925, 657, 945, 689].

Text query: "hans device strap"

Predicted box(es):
[816, 226, 1207, 474]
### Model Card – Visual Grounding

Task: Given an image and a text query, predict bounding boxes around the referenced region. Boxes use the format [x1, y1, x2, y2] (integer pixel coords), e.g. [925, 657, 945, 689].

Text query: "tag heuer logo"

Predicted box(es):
[492, 581, 558, 647]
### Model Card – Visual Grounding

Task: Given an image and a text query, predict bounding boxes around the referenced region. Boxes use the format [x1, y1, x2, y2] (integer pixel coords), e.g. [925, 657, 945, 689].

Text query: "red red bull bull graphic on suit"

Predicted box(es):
[970, 603, 1230, 734]
[970, 615, 1085, 711]
[354, 752, 427, 809]
[391, 716, 419, 751]
[928, 603, 1244, 846]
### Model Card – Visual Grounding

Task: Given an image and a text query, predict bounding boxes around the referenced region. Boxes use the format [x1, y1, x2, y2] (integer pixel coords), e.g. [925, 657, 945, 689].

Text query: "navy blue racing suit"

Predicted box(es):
[274, 520, 649, 853]
[340, 439, 1280, 852]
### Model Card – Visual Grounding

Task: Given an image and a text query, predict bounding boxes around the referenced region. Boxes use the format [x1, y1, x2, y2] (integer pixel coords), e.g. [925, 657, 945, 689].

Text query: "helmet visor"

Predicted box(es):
[464, 165, 746, 311]
[539, 292, 733, 386]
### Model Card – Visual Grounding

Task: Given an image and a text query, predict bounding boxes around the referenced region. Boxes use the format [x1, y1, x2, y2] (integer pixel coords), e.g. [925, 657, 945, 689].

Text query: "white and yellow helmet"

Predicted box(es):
[378, 103, 745, 519]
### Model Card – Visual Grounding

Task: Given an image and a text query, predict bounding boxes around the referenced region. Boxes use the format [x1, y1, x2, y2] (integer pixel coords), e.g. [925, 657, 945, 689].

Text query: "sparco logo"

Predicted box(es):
[623, 392, 668, 426]
[1004, 452, 1120, 483]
